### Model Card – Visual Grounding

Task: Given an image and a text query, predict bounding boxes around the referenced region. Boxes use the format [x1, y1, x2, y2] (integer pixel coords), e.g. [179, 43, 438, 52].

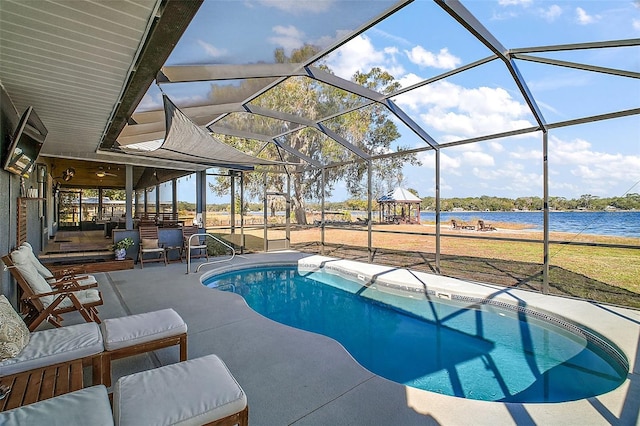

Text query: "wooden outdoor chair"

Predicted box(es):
[2, 252, 102, 331]
[181, 225, 209, 262]
[20, 241, 98, 288]
[477, 219, 497, 231]
[138, 218, 156, 227]
[138, 226, 167, 268]
[451, 219, 475, 230]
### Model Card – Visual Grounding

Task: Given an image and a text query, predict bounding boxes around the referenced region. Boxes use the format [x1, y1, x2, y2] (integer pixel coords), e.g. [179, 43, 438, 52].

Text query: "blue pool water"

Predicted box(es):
[204, 266, 627, 402]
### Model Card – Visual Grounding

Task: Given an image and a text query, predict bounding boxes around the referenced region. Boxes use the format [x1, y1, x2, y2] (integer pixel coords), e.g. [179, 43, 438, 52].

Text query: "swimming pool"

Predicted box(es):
[203, 264, 628, 403]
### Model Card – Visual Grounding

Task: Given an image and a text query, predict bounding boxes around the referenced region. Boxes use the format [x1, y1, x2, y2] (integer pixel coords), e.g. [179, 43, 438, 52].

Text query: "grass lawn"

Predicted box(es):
[207, 222, 639, 309]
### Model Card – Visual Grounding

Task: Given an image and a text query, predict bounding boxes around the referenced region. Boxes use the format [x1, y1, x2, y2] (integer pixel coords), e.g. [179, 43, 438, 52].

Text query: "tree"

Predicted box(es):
[578, 194, 598, 210]
[208, 46, 416, 224]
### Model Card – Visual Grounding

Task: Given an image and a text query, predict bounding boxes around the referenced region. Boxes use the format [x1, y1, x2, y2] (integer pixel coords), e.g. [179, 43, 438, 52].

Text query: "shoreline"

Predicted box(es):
[417, 223, 638, 245]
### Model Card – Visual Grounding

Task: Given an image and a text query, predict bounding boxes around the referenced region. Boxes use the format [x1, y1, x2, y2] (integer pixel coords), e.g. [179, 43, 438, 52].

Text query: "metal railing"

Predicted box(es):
[186, 233, 236, 274]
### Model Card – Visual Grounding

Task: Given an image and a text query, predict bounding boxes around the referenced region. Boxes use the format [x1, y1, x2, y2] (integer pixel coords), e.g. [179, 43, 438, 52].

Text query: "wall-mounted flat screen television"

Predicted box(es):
[3, 106, 48, 178]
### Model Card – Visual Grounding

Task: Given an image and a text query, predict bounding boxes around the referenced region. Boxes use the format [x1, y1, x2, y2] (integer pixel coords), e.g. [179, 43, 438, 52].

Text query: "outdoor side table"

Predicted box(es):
[0, 360, 84, 411]
[165, 246, 182, 263]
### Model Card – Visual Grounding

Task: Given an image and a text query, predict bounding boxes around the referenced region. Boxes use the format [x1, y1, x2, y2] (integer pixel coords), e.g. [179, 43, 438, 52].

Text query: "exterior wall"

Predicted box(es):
[1, 83, 21, 303]
[0, 83, 48, 305]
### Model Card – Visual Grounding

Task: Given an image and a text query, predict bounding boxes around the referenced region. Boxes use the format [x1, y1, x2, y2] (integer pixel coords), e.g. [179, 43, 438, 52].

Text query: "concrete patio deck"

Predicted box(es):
[48, 251, 640, 425]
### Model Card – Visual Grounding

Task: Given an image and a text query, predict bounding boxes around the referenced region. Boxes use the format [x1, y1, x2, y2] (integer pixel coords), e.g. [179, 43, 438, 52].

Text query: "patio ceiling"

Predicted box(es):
[0, 0, 204, 182]
[1, 0, 638, 184]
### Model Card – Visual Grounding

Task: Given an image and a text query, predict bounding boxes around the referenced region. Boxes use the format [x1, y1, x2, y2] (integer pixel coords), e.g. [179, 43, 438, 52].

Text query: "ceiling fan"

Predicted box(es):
[95, 166, 118, 178]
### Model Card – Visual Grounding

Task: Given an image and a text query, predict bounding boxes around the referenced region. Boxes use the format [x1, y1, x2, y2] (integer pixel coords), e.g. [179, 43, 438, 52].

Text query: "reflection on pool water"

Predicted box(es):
[204, 265, 627, 403]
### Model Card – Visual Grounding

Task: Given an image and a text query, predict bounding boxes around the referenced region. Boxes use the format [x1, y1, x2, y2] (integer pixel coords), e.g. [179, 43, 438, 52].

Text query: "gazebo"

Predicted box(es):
[377, 188, 421, 224]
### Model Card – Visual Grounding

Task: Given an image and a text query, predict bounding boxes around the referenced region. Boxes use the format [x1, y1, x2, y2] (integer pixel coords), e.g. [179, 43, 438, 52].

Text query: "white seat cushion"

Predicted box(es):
[141, 247, 165, 253]
[20, 242, 54, 279]
[10, 246, 55, 307]
[0, 385, 113, 426]
[113, 354, 246, 426]
[0, 322, 103, 376]
[57, 288, 102, 309]
[101, 308, 187, 351]
[20, 242, 99, 294]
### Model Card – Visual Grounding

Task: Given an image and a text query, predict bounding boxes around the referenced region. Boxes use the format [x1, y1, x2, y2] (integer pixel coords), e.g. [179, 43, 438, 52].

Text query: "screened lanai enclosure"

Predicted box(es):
[1, 0, 638, 308]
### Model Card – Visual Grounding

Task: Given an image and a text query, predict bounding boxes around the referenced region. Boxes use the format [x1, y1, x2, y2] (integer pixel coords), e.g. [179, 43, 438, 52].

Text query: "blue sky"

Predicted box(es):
[143, 0, 640, 203]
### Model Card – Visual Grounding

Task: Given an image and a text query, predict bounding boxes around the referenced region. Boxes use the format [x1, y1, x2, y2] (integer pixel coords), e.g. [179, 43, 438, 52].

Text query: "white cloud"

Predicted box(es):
[491, 10, 519, 21]
[449, 143, 482, 153]
[392, 80, 533, 139]
[471, 162, 543, 193]
[549, 180, 580, 193]
[510, 148, 541, 160]
[258, 0, 332, 14]
[137, 92, 161, 111]
[419, 147, 496, 181]
[489, 141, 505, 153]
[633, 18, 640, 31]
[576, 7, 599, 25]
[498, 0, 532, 6]
[549, 135, 640, 193]
[539, 4, 562, 22]
[395, 73, 423, 93]
[527, 72, 590, 93]
[462, 151, 495, 167]
[197, 40, 228, 58]
[268, 25, 305, 54]
[405, 46, 461, 70]
[418, 151, 461, 173]
[413, 131, 640, 198]
[315, 29, 351, 52]
[492, 0, 531, 20]
[325, 35, 403, 80]
[370, 28, 411, 46]
[384, 46, 399, 56]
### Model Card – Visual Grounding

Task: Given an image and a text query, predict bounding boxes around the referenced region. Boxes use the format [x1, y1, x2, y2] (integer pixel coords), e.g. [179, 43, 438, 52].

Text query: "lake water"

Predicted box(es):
[419, 211, 639, 238]
[242, 209, 638, 238]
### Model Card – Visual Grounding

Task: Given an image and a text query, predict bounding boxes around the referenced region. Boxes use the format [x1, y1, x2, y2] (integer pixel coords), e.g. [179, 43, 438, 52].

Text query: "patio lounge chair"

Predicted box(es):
[477, 220, 496, 231]
[356, 217, 370, 225]
[138, 227, 167, 268]
[1, 355, 247, 426]
[2, 249, 102, 332]
[451, 219, 475, 230]
[0, 300, 187, 389]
